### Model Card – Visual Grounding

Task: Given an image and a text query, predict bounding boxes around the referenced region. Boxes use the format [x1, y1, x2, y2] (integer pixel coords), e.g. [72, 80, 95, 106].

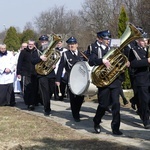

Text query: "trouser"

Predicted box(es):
[22, 75, 38, 106]
[93, 86, 121, 131]
[39, 77, 55, 113]
[120, 87, 126, 100]
[0, 83, 15, 106]
[130, 83, 140, 109]
[137, 86, 150, 126]
[69, 89, 84, 119]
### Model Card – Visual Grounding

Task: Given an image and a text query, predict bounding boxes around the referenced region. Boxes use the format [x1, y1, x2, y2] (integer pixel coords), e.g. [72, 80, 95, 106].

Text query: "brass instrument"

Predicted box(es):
[35, 34, 62, 75]
[91, 23, 142, 87]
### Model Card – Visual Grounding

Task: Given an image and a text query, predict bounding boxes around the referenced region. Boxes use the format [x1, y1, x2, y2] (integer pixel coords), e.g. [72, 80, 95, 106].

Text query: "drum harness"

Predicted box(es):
[127, 44, 141, 75]
[89, 42, 110, 59]
[63, 52, 73, 70]
[63, 50, 89, 70]
[129, 44, 150, 73]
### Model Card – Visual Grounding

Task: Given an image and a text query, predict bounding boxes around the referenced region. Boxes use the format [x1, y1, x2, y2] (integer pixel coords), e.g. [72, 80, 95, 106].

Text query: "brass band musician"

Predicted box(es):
[88, 30, 130, 135]
[55, 37, 86, 122]
[127, 30, 150, 129]
[32, 35, 56, 116]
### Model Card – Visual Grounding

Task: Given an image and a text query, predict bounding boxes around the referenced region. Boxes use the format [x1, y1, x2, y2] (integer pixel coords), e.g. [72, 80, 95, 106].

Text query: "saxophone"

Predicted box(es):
[91, 23, 142, 87]
[35, 34, 61, 75]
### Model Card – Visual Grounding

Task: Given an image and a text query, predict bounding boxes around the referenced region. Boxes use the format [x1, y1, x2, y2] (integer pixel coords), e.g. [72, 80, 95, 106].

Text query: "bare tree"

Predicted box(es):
[135, 0, 150, 34]
[34, 6, 87, 48]
[80, 0, 112, 32]
[24, 22, 34, 31]
[33, 0, 149, 49]
[118, 0, 149, 34]
[34, 6, 69, 35]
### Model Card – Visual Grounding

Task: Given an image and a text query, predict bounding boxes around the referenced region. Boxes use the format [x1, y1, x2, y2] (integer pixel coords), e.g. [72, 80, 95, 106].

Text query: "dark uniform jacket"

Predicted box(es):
[88, 41, 121, 88]
[56, 49, 85, 83]
[129, 43, 150, 86]
[31, 49, 56, 78]
[86, 40, 104, 65]
[17, 47, 37, 76]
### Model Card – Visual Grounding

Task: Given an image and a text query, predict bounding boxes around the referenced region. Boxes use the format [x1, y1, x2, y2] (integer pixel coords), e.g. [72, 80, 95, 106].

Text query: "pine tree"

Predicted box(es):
[20, 29, 37, 43]
[3, 27, 20, 51]
[118, 6, 128, 38]
[118, 6, 131, 89]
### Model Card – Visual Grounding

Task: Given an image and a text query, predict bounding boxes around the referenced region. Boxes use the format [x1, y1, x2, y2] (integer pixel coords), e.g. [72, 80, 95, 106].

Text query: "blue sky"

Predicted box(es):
[0, 0, 85, 32]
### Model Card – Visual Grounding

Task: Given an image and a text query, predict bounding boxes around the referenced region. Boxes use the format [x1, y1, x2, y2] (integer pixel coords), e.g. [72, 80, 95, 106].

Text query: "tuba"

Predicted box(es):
[91, 23, 142, 87]
[35, 34, 62, 75]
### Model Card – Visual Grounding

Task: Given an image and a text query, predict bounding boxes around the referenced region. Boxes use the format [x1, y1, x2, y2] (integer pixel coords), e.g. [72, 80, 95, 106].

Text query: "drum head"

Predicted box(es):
[69, 61, 90, 95]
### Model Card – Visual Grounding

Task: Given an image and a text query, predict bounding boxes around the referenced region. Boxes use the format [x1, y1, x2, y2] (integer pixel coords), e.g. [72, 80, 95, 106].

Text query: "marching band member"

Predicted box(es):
[32, 35, 56, 116]
[88, 30, 129, 135]
[0, 44, 16, 106]
[127, 31, 150, 129]
[55, 37, 86, 122]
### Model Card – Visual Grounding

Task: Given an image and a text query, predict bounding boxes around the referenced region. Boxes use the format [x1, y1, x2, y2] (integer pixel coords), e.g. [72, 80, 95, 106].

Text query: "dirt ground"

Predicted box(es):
[0, 91, 143, 150]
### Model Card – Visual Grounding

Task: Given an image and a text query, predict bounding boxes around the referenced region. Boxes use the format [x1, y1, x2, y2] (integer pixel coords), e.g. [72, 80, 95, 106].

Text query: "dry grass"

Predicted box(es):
[0, 90, 138, 150]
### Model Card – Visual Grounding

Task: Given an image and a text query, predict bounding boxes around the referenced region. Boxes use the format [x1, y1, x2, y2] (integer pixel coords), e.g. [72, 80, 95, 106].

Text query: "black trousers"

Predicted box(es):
[38, 77, 55, 113]
[120, 87, 126, 100]
[0, 83, 15, 106]
[130, 79, 139, 109]
[137, 86, 150, 126]
[22, 75, 39, 106]
[93, 86, 121, 131]
[68, 89, 84, 119]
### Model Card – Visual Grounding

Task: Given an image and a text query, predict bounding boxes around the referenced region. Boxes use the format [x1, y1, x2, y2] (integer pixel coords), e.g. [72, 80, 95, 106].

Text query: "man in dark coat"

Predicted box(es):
[17, 40, 39, 110]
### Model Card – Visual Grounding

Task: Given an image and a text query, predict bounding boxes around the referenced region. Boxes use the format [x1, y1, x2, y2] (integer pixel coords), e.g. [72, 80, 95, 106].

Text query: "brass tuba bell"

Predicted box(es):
[35, 34, 62, 75]
[91, 23, 142, 87]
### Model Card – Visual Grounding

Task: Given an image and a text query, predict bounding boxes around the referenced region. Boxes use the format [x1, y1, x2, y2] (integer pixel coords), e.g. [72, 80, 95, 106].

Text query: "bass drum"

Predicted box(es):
[69, 61, 97, 96]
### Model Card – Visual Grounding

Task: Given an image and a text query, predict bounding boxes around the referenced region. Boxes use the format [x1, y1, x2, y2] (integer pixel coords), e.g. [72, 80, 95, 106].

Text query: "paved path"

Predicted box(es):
[15, 94, 150, 150]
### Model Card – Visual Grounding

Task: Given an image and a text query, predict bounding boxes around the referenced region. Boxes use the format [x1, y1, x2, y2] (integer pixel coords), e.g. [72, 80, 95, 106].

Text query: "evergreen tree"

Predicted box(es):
[118, 6, 131, 89]
[118, 6, 128, 38]
[20, 29, 37, 44]
[3, 27, 20, 51]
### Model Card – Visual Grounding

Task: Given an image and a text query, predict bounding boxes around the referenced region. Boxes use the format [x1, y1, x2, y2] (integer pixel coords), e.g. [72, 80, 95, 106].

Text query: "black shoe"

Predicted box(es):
[54, 96, 59, 100]
[123, 99, 129, 105]
[34, 103, 39, 106]
[59, 97, 64, 101]
[94, 124, 101, 133]
[131, 103, 136, 110]
[74, 118, 80, 122]
[112, 130, 123, 135]
[144, 124, 150, 129]
[130, 99, 136, 110]
[10, 102, 16, 107]
[44, 111, 51, 116]
[28, 105, 35, 111]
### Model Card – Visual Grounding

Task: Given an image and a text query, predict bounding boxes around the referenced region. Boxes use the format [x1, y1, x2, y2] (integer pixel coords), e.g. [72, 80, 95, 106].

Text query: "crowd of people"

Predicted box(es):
[0, 24, 149, 135]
